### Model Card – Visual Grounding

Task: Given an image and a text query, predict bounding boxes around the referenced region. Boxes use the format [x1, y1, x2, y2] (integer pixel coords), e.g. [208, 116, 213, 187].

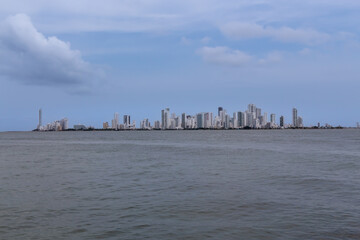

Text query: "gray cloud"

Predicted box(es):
[221, 22, 330, 45]
[0, 14, 102, 89]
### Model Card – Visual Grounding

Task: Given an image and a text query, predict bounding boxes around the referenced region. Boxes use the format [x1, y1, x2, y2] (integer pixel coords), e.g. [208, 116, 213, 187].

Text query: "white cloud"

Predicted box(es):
[0, 14, 102, 90]
[221, 22, 330, 45]
[197, 46, 253, 66]
[197, 46, 283, 67]
[0, 0, 358, 36]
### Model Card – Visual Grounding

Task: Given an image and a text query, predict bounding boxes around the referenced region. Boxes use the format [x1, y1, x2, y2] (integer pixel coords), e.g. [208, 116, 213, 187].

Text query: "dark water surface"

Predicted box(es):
[0, 130, 359, 239]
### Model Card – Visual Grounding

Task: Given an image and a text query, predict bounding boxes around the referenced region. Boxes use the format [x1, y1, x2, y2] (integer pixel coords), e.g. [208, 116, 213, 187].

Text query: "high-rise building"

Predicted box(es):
[297, 116, 303, 128]
[224, 114, 230, 129]
[181, 113, 186, 129]
[154, 121, 161, 129]
[103, 122, 109, 129]
[233, 112, 238, 128]
[218, 107, 223, 116]
[280, 116, 284, 127]
[60, 118, 68, 130]
[270, 114, 276, 124]
[292, 108, 298, 127]
[37, 108, 42, 130]
[204, 112, 212, 128]
[357, 122, 360, 128]
[248, 104, 256, 113]
[263, 112, 268, 125]
[123, 115, 131, 128]
[196, 113, 205, 129]
[237, 111, 245, 127]
[256, 108, 261, 119]
[112, 112, 119, 129]
[161, 108, 170, 129]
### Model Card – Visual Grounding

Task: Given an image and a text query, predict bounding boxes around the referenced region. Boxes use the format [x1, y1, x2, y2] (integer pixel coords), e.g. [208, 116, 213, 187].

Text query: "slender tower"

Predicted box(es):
[292, 108, 298, 127]
[37, 108, 42, 130]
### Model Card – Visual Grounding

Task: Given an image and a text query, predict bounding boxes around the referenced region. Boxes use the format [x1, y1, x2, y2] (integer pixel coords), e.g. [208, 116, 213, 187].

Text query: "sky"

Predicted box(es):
[0, 0, 360, 131]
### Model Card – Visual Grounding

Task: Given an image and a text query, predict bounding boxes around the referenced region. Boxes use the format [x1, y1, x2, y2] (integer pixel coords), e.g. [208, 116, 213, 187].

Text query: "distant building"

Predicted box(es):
[112, 113, 119, 130]
[181, 113, 186, 129]
[103, 122, 109, 129]
[123, 115, 131, 128]
[196, 113, 205, 129]
[256, 108, 261, 119]
[74, 125, 87, 130]
[263, 112, 268, 125]
[218, 107, 223, 116]
[37, 108, 42, 130]
[60, 118, 68, 130]
[248, 104, 256, 113]
[270, 114, 276, 124]
[161, 108, 170, 129]
[292, 108, 298, 127]
[140, 118, 150, 129]
[280, 116, 284, 127]
[357, 122, 360, 128]
[297, 116, 303, 128]
[154, 121, 161, 129]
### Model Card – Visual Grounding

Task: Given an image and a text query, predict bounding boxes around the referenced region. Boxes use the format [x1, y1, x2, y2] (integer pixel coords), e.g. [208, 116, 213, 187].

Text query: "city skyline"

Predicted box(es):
[35, 104, 357, 131]
[1, 1, 360, 131]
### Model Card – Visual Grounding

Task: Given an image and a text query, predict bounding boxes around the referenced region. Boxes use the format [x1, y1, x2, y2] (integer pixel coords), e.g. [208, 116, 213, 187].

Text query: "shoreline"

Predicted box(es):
[29, 126, 358, 132]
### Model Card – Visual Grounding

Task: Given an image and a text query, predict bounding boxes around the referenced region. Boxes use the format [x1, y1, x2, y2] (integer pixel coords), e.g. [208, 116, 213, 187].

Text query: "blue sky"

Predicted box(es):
[0, 0, 360, 131]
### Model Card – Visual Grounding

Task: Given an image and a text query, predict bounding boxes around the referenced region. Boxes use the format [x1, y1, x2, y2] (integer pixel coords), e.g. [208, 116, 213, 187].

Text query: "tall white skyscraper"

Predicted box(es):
[292, 108, 298, 127]
[270, 114, 276, 124]
[248, 104, 256, 113]
[112, 112, 119, 129]
[263, 112, 268, 125]
[161, 108, 170, 129]
[37, 108, 42, 130]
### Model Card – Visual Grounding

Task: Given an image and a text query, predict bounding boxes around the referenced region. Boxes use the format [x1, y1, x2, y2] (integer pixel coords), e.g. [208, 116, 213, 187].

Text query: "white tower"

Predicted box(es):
[37, 108, 42, 130]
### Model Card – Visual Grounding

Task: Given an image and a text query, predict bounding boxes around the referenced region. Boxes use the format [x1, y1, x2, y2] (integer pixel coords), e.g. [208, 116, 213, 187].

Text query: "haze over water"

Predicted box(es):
[0, 130, 359, 239]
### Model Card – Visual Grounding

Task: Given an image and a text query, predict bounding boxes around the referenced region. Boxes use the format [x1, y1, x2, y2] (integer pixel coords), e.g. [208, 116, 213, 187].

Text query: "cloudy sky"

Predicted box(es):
[0, 0, 359, 130]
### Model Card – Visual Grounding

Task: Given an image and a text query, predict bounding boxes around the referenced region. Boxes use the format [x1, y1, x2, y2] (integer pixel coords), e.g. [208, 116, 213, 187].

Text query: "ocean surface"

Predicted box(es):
[0, 130, 359, 240]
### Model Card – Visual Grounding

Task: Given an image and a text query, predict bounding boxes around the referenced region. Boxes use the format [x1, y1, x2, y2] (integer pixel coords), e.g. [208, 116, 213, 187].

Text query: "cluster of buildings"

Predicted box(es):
[36, 109, 69, 131]
[36, 105, 308, 131]
[103, 113, 136, 130]
[109, 104, 304, 130]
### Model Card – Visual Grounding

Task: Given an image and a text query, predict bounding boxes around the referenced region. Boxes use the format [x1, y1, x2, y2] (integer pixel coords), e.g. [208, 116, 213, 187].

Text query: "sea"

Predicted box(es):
[0, 130, 359, 240]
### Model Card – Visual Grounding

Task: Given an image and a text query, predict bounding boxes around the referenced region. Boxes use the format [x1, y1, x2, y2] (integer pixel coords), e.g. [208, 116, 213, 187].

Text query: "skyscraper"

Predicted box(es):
[196, 113, 204, 129]
[37, 108, 42, 130]
[248, 104, 256, 113]
[270, 114, 276, 124]
[297, 116, 303, 128]
[218, 107, 223, 116]
[112, 112, 119, 129]
[181, 113, 186, 129]
[237, 111, 245, 127]
[292, 108, 298, 127]
[256, 108, 261, 119]
[161, 108, 170, 129]
[123, 115, 131, 127]
[280, 116, 284, 127]
[263, 112, 268, 125]
[60, 118, 68, 130]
